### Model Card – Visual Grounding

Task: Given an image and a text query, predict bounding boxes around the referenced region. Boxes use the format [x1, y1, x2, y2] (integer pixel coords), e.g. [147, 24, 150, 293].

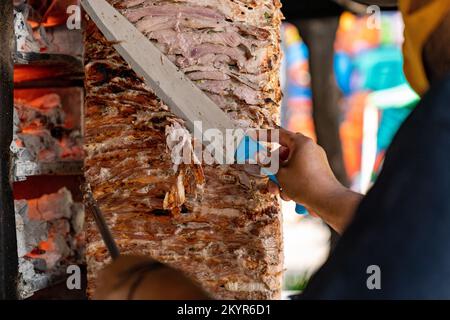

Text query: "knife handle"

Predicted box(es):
[235, 135, 308, 215]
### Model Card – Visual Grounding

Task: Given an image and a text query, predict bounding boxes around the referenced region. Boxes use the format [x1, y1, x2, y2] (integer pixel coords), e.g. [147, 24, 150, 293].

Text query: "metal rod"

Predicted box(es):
[85, 187, 120, 260]
[0, 0, 19, 300]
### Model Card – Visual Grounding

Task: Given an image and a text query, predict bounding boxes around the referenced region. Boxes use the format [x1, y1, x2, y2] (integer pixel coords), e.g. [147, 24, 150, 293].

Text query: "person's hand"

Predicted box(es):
[94, 255, 210, 300]
[257, 128, 362, 233]
[258, 128, 343, 207]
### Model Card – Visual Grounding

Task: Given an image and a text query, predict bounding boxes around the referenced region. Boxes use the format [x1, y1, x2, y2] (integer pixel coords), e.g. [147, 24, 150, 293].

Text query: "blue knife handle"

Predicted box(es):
[235, 135, 308, 215]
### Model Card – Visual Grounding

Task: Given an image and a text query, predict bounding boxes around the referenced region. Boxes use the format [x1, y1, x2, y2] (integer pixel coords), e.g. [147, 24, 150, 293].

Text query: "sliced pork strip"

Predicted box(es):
[187, 71, 230, 81]
[124, 3, 225, 22]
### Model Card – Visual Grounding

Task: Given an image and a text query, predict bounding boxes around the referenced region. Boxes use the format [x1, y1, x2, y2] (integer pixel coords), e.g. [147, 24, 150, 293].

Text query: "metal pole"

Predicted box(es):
[85, 188, 120, 260]
[0, 0, 18, 300]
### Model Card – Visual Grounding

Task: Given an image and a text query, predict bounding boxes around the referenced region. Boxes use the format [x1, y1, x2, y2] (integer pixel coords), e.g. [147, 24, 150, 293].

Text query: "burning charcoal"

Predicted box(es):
[13, 0, 52, 53]
[15, 94, 65, 129]
[13, 93, 83, 163]
[11, 141, 34, 162]
[18, 257, 52, 299]
[14, 9, 30, 52]
[31, 258, 47, 272]
[70, 202, 85, 235]
[50, 126, 65, 140]
[27, 187, 74, 221]
[15, 106, 65, 130]
[13, 0, 27, 10]
[29, 93, 62, 111]
[14, 103, 41, 129]
[15, 200, 48, 258]
[17, 130, 61, 162]
[35, 234, 72, 269]
[13, 107, 20, 135]
[59, 130, 84, 160]
[13, 4, 40, 53]
[48, 219, 71, 238]
[33, 24, 51, 51]
[16, 187, 85, 298]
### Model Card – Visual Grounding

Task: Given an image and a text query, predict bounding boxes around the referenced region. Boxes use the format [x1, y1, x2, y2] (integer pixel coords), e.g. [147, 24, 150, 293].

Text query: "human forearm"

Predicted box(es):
[261, 128, 363, 234]
[310, 186, 363, 234]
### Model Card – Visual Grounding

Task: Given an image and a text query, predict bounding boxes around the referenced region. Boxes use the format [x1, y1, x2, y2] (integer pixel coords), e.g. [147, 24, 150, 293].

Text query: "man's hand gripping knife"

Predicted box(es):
[259, 128, 363, 234]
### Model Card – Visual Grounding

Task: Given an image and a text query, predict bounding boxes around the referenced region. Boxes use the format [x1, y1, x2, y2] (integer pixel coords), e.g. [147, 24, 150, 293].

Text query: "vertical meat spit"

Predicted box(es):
[84, 184, 120, 260]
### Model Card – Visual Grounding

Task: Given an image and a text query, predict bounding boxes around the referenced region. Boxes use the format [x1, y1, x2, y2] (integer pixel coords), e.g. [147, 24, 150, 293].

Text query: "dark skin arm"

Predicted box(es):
[259, 129, 363, 234]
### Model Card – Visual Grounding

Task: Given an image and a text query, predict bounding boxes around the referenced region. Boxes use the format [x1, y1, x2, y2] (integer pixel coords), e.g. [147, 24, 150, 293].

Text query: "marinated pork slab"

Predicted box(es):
[84, 0, 283, 299]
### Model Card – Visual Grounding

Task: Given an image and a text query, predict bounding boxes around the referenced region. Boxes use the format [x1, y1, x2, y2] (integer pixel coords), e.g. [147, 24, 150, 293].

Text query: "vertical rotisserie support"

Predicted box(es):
[0, 0, 19, 300]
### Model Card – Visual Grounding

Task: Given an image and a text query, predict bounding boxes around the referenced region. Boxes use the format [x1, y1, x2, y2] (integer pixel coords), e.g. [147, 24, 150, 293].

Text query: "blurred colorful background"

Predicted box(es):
[281, 11, 420, 295]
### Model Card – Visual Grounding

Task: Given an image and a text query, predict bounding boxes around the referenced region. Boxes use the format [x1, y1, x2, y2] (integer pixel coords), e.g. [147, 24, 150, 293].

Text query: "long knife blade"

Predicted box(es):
[84, 184, 120, 260]
[81, 0, 236, 160]
[81, 0, 308, 214]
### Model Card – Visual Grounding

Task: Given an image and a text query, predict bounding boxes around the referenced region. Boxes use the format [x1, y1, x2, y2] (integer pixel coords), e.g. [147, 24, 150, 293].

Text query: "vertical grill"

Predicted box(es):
[0, 0, 19, 300]
[1, 0, 84, 299]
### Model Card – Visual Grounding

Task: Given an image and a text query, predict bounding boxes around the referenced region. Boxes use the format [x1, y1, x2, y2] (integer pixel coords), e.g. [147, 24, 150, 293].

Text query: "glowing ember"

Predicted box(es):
[15, 188, 85, 298]
[12, 93, 83, 163]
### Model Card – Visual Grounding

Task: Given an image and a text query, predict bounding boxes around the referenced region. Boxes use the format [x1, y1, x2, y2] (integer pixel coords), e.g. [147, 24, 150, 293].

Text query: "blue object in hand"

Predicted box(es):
[235, 135, 308, 215]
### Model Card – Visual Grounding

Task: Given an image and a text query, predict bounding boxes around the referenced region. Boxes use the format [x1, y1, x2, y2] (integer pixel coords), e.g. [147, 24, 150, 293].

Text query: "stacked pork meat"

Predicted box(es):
[84, 0, 283, 299]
